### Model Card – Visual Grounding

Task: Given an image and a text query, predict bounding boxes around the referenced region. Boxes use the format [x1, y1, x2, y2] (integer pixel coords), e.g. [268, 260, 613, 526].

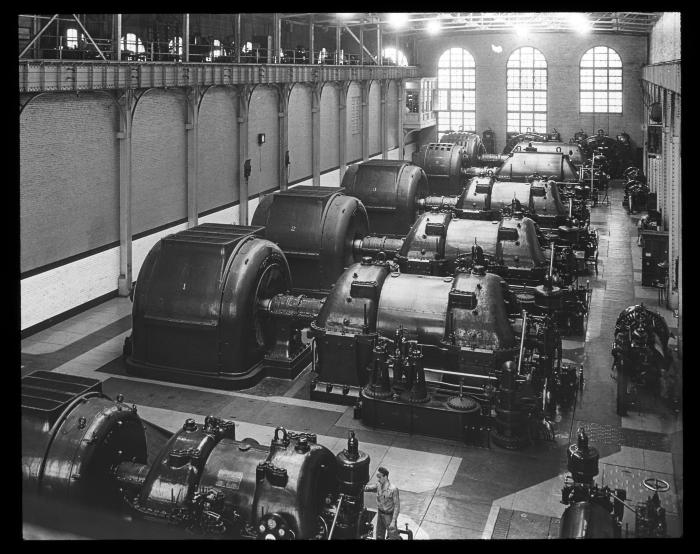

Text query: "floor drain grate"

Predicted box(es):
[490, 508, 513, 539]
[575, 421, 671, 452]
[620, 428, 671, 452]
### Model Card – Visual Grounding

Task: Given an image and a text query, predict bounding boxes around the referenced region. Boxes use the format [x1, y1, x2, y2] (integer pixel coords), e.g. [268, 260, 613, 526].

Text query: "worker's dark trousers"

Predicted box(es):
[376, 511, 399, 540]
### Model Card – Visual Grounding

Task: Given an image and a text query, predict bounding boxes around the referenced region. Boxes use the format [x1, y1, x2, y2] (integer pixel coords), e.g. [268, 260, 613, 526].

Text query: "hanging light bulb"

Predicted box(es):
[567, 13, 592, 34]
[388, 13, 409, 28]
[426, 20, 441, 35]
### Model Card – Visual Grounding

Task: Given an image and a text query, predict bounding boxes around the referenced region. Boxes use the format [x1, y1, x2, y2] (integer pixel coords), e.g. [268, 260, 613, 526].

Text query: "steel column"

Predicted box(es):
[377, 25, 382, 65]
[380, 79, 387, 159]
[186, 87, 200, 227]
[311, 83, 321, 186]
[278, 84, 289, 190]
[361, 80, 370, 161]
[397, 79, 405, 158]
[338, 82, 348, 183]
[238, 86, 250, 224]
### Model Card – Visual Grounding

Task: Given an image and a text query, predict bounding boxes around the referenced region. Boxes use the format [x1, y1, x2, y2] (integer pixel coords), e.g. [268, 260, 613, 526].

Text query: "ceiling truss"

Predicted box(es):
[280, 12, 663, 35]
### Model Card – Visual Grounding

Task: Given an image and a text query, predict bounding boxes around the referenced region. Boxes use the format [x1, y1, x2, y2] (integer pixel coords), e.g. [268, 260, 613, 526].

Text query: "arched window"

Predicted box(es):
[437, 48, 476, 136]
[580, 46, 622, 113]
[122, 33, 145, 54]
[382, 47, 408, 66]
[169, 36, 183, 56]
[507, 47, 547, 134]
[66, 28, 79, 49]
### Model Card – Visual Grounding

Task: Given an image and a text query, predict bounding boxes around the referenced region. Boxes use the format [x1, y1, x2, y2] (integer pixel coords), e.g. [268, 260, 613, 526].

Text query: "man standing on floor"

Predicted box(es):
[365, 466, 400, 539]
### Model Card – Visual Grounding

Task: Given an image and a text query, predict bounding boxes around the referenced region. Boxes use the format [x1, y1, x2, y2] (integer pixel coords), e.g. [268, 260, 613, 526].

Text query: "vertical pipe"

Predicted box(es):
[377, 24, 382, 65]
[182, 13, 189, 63]
[549, 244, 555, 277]
[308, 15, 314, 64]
[117, 92, 133, 297]
[113, 14, 122, 61]
[235, 14, 241, 64]
[517, 311, 528, 376]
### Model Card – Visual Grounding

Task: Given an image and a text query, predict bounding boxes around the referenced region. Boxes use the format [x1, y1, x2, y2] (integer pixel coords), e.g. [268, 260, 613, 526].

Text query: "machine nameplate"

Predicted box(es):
[215, 469, 244, 490]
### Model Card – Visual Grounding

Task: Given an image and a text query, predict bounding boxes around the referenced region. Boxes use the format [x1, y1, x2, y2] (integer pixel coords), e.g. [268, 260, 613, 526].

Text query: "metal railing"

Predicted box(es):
[19, 60, 419, 93]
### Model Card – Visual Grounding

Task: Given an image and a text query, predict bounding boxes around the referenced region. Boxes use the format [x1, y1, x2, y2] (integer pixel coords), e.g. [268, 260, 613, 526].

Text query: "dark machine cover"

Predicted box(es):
[129, 224, 290, 377]
[496, 152, 579, 182]
[510, 141, 585, 166]
[252, 186, 369, 293]
[341, 160, 428, 235]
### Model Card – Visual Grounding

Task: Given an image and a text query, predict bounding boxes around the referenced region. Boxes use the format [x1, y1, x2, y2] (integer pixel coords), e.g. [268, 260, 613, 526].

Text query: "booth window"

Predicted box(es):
[437, 48, 476, 138]
[580, 46, 622, 113]
[507, 46, 547, 134]
[121, 33, 145, 54]
[66, 28, 79, 49]
[169, 36, 183, 56]
[382, 47, 408, 66]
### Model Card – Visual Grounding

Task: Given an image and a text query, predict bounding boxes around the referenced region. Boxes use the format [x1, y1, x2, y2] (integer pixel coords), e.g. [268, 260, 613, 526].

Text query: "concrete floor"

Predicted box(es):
[21, 181, 682, 539]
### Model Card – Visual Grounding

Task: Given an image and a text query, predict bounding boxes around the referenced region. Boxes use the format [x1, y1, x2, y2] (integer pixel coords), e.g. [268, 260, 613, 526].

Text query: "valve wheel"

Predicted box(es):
[643, 478, 670, 493]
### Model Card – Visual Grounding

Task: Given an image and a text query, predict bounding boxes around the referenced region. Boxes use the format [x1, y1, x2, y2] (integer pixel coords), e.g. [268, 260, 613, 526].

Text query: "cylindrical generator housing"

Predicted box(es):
[252, 186, 369, 294]
[22, 371, 147, 506]
[128, 224, 294, 388]
[412, 142, 468, 196]
[341, 160, 428, 235]
[439, 131, 486, 165]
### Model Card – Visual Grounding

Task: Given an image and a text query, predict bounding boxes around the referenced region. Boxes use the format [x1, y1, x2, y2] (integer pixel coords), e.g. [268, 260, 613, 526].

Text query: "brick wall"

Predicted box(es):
[288, 84, 312, 182]
[20, 92, 119, 273]
[320, 83, 339, 171]
[131, 89, 188, 235]
[649, 12, 681, 64]
[346, 82, 362, 162]
[247, 86, 279, 196]
[368, 80, 381, 154]
[386, 80, 398, 150]
[415, 31, 647, 151]
[198, 86, 239, 213]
